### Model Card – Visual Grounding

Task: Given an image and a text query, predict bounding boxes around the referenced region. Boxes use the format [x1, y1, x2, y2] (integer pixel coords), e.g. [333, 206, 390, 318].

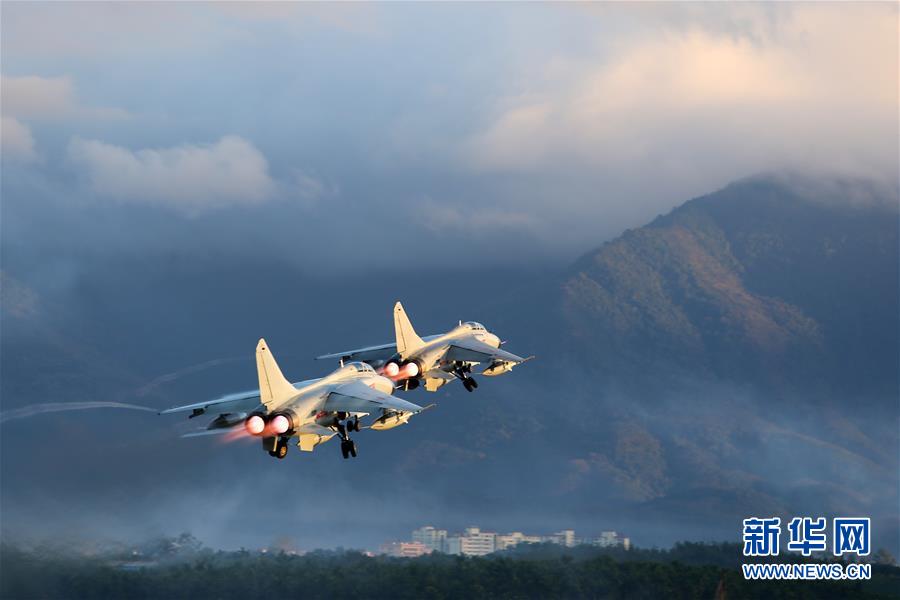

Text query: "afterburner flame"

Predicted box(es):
[221, 427, 253, 444]
[245, 415, 265, 435]
[270, 414, 290, 435]
[401, 362, 419, 378]
[384, 362, 400, 377]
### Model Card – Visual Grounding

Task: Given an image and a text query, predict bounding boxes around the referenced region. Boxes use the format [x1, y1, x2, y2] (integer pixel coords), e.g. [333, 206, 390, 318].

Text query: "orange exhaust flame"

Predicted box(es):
[268, 414, 290, 435]
[401, 363, 419, 378]
[383, 362, 400, 378]
[245, 415, 265, 435]
[220, 427, 254, 444]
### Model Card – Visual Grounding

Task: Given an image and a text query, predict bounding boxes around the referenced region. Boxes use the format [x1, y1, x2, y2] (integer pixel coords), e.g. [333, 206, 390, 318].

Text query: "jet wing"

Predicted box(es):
[316, 335, 442, 363]
[159, 390, 264, 417]
[445, 338, 527, 364]
[323, 381, 423, 414]
[316, 342, 397, 363]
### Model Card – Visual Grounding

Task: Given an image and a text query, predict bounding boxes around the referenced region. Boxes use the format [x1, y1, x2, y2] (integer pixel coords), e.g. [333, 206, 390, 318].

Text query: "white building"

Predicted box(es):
[590, 531, 630, 550]
[398, 525, 630, 557]
[495, 531, 543, 551]
[379, 541, 430, 557]
[446, 527, 496, 556]
[412, 526, 448, 553]
[540, 530, 577, 547]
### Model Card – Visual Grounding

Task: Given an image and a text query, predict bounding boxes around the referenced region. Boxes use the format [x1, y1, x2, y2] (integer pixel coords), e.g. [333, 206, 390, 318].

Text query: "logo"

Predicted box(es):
[833, 518, 870, 557]
[742, 517, 781, 557]
[786, 517, 827, 556]
[741, 516, 872, 581]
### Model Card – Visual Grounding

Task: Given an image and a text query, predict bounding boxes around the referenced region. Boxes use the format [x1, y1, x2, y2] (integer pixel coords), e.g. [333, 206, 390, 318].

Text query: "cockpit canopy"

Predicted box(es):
[464, 321, 486, 331]
[345, 361, 375, 373]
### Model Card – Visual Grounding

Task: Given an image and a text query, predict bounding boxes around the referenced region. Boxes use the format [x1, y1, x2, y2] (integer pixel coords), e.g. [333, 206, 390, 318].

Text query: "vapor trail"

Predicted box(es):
[0, 402, 156, 424]
[135, 357, 245, 397]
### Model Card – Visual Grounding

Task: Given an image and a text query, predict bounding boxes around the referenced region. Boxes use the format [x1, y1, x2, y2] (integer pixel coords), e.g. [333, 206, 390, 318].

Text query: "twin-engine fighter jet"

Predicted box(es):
[317, 302, 531, 392]
[160, 339, 425, 459]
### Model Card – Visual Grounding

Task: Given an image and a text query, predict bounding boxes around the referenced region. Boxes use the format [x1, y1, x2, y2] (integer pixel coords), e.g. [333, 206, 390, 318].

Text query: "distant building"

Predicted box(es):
[446, 527, 496, 556]
[495, 531, 542, 551]
[392, 525, 630, 557]
[557, 529, 577, 548]
[590, 531, 630, 550]
[539, 530, 577, 547]
[379, 541, 430, 558]
[412, 526, 448, 553]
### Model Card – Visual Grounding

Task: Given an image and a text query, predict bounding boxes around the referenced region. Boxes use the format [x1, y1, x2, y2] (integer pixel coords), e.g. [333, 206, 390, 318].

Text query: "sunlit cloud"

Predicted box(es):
[1, 116, 37, 162]
[67, 136, 277, 213]
[1, 75, 129, 120]
[465, 4, 898, 182]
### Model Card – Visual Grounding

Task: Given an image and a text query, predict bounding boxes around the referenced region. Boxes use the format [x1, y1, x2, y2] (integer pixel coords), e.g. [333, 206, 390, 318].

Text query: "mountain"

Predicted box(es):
[560, 174, 899, 396]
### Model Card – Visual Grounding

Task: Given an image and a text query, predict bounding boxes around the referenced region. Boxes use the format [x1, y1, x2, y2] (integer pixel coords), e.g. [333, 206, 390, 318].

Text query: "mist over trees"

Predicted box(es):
[3, 538, 899, 600]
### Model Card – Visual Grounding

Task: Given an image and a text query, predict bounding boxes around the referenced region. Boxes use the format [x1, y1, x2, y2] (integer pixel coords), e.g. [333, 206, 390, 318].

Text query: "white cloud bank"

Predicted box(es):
[1, 116, 37, 162]
[1, 75, 129, 120]
[1, 74, 129, 163]
[465, 4, 898, 183]
[67, 136, 277, 212]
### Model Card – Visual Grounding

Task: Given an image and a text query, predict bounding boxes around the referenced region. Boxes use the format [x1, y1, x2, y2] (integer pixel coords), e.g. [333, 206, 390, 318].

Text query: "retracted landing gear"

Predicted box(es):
[336, 418, 359, 459]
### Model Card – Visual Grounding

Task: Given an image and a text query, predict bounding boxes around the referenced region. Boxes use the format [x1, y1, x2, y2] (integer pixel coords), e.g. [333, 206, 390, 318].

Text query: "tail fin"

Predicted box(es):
[256, 339, 298, 408]
[394, 302, 424, 358]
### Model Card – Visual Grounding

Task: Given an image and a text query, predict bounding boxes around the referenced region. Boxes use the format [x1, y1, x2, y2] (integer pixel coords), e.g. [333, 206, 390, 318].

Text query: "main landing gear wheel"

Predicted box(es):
[270, 439, 288, 459]
[463, 377, 478, 392]
[340, 439, 358, 459]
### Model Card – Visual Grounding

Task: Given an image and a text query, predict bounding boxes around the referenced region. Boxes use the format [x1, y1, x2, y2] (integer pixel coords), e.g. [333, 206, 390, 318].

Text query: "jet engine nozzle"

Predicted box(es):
[245, 414, 266, 435]
[269, 414, 291, 435]
[400, 362, 419, 378]
[384, 362, 400, 377]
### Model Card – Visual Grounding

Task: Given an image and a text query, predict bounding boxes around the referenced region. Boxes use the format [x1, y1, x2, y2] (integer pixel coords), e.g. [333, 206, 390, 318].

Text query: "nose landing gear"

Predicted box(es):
[454, 363, 478, 392]
[340, 439, 358, 459]
[336, 418, 360, 459]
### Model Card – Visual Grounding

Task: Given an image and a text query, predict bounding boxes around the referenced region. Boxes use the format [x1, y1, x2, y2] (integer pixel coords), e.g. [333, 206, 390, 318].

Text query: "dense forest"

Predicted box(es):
[2, 538, 898, 599]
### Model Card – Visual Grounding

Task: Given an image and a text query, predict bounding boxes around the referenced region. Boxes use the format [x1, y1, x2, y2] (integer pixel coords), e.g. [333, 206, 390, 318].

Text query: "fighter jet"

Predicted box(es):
[317, 302, 531, 392]
[160, 339, 426, 460]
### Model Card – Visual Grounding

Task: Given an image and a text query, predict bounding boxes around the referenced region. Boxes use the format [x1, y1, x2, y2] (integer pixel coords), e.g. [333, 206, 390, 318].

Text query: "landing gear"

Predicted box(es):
[340, 439, 358, 459]
[269, 438, 288, 459]
[454, 363, 478, 392]
[337, 419, 359, 459]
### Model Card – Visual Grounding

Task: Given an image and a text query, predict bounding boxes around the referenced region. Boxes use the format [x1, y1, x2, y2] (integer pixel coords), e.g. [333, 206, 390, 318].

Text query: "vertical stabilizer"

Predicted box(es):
[256, 339, 298, 408]
[394, 302, 424, 358]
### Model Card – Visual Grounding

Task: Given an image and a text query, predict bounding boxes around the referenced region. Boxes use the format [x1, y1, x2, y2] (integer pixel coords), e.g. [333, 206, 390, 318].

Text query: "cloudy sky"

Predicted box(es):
[2, 2, 897, 274]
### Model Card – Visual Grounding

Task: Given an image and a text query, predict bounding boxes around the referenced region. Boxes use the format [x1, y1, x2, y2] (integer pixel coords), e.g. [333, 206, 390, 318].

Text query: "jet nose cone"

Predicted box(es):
[486, 333, 501, 348]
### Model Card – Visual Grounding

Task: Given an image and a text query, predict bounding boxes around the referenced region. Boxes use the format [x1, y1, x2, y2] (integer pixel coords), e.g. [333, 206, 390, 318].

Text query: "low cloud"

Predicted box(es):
[67, 136, 277, 212]
[1, 74, 129, 120]
[1, 116, 37, 162]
